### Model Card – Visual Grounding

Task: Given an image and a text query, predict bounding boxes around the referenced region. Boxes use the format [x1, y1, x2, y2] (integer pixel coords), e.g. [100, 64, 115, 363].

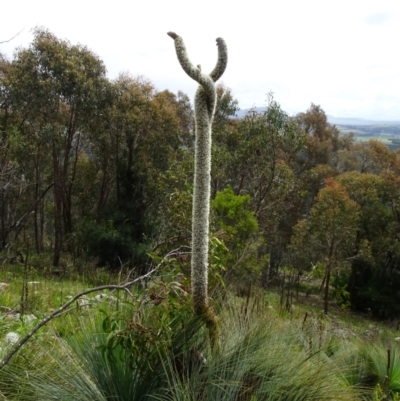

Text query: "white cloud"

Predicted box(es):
[364, 12, 395, 26]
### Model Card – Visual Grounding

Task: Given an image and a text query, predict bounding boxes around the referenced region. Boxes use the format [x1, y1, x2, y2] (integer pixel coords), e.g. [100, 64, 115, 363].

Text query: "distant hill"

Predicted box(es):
[336, 124, 400, 136]
[234, 107, 266, 119]
[327, 116, 400, 126]
[235, 108, 400, 126]
[335, 123, 400, 150]
[233, 108, 400, 149]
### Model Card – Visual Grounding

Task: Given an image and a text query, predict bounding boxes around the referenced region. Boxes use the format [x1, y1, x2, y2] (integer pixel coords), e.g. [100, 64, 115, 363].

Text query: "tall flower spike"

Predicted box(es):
[168, 32, 227, 344]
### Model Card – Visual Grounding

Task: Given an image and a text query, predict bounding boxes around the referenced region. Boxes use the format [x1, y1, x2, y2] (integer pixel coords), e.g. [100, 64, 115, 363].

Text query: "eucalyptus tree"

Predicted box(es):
[210, 84, 240, 198]
[295, 104, 340, 173]
[290, 178, 360, 314]
[78, 73, 194, 268]
[8, 27, 108, 265]
[337, 171, 400, 316]
[0, 51, 30, 250]
[214, 95, 304, 280]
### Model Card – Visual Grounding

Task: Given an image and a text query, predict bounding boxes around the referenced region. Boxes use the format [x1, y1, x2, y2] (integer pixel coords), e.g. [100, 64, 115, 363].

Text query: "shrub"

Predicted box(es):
[211, 186, 264, 281]
[77, 221, 134, 268]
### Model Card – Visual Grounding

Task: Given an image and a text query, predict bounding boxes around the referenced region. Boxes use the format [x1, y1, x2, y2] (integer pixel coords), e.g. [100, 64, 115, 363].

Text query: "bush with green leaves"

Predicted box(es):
[98, 271, 195, 375]
[77, 221, 135, 268]
[211, 186, 264, 281]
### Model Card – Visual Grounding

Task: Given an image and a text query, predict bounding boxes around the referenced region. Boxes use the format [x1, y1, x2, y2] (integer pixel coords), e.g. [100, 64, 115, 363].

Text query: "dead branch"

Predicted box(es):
[0, 29, 24, 45]
[0, 268, 156, 370]
[2, 182, 54, 247]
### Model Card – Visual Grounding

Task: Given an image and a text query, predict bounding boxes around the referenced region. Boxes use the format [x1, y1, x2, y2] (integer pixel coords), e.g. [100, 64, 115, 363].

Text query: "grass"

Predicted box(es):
[1, 298, 360, 400]
[1, 262, 400, 400]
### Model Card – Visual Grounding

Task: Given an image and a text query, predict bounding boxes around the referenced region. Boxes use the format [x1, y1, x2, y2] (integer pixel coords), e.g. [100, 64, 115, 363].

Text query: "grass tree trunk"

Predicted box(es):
[168, 32, 227, 344]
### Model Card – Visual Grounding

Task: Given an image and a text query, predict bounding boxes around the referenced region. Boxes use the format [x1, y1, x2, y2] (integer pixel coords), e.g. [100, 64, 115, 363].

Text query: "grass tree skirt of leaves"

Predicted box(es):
[0, 290, 383, 401]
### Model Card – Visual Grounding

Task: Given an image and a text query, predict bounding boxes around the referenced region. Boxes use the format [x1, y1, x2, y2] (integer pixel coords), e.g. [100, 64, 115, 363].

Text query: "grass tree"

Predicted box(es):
[167, 32, 227, 341]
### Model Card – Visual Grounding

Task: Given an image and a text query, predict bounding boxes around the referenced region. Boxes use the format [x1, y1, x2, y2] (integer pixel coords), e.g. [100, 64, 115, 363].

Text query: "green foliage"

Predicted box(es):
[289, 179, 360, 313]
[34, 315, 162, 401]
[213, 83, 239, 131]
[2, 290, 364, 401]
[77, 221, 134, 268]
[4, 266, 400, 401]
[0, 272, 204, 400]
[355, 270, 400, 318]
[212, 186, 263, 280]
[296, 103, 341, 168]
[143, 296, 359, 401]
[335, 171, 400, 317]
[289, 179, 360, 269]
[148, 236, 228, 298]
[209, 236, 228, 291]
[99, 272, 195, 376]
[355, 344, 400, 399]
[212, 186, 258, 240]
[335, 284, 351, 310]
[373, 384, 400, 401]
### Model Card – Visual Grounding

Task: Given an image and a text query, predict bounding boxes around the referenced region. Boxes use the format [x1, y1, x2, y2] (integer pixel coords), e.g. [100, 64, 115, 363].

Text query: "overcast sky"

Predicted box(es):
[1, 0, 399, 120]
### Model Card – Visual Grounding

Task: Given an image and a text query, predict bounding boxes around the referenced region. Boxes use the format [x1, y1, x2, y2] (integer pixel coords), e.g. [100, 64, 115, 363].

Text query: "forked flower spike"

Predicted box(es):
[167, 32, 227, 340]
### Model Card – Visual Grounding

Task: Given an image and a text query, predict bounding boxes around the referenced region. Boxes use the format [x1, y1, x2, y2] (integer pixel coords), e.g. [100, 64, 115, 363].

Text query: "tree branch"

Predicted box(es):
[5, 182, 54, 241]
[0, 29, 24, 45]
[0, 268, 156, 370]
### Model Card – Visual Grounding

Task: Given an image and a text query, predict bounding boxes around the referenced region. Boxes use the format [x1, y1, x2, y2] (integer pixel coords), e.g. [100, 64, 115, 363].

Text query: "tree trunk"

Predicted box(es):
[324, 263, 331, 314]
[52, 144, 63, 267]
[33, 147, 41, 253]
